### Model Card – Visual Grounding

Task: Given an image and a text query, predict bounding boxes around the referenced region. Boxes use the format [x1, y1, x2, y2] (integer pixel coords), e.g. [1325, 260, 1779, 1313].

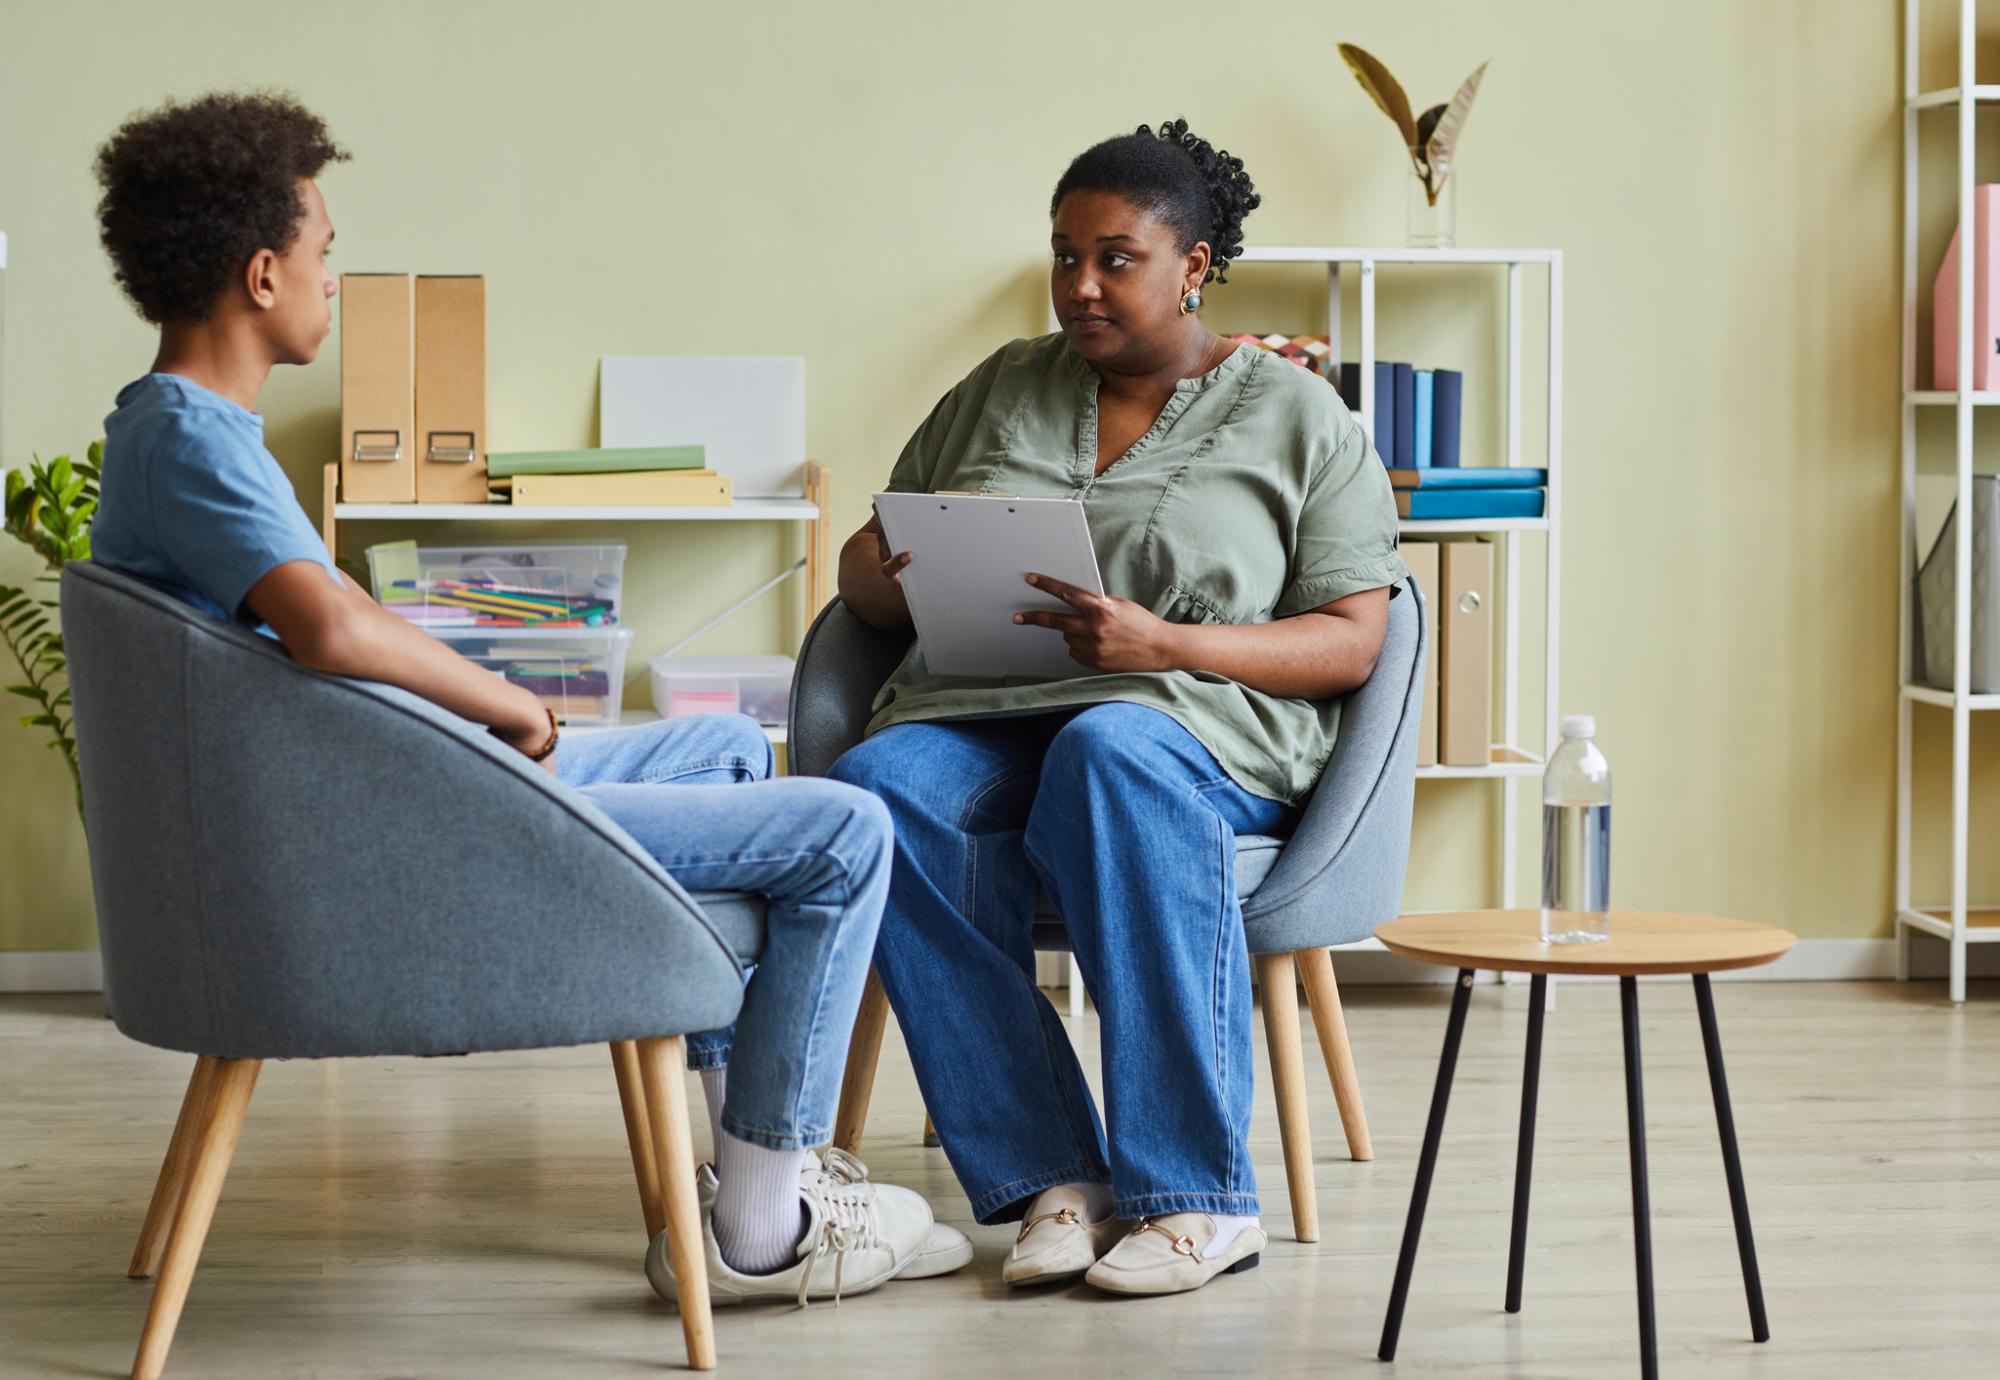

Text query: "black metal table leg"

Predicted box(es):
[1621, 976, 1659, 1380]
[1694, 973, 1771, 1343]
[1378, 968, 1476, 1363]
[1505, 972, 1548, 1313]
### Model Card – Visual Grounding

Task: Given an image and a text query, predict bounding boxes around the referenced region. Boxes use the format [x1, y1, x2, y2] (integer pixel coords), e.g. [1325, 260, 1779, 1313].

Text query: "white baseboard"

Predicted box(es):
[0, 950, 104, 992]
[1, 939, 1991, 996]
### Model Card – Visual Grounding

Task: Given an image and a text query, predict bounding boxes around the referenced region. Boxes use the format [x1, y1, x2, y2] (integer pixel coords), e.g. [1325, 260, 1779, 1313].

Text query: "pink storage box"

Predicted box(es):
[1933, 184, 2000, 391]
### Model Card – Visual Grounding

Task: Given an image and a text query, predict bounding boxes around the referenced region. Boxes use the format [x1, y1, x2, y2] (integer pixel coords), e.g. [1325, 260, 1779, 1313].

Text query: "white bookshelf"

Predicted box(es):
[1233, 246, 1564, 915]
[1896, 0, 2000, 1002]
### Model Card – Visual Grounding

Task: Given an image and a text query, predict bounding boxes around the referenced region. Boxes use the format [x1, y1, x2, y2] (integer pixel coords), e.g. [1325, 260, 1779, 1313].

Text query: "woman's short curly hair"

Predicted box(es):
[1049, 119, 1261, 284]
[94, 90, 349, 324]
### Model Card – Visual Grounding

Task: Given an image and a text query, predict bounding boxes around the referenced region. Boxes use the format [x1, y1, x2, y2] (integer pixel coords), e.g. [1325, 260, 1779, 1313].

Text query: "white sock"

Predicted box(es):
[711, 1132, 808, 1276]
[1203, 1212, 1260, 1257]
[699, 1068, 727, 1157]
[1037, 1180, 1115, 1222]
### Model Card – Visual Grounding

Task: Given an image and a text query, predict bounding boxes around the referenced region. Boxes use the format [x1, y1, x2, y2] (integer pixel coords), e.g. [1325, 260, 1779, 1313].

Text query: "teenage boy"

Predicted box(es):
[86, 89, 965, 1303]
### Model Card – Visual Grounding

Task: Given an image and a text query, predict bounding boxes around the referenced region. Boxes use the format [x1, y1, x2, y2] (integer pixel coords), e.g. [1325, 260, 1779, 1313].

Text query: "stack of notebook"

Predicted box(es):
[485, 445, 732, 507]
[1390, 466, 1548, 520]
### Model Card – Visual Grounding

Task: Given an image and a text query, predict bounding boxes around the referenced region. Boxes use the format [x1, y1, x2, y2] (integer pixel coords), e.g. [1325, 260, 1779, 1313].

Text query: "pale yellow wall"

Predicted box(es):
[0, 0, 1951, 952]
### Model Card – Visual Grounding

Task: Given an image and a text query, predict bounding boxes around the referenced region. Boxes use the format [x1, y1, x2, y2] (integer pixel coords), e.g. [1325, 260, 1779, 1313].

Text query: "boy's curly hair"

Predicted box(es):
[94, 90, 348, 324]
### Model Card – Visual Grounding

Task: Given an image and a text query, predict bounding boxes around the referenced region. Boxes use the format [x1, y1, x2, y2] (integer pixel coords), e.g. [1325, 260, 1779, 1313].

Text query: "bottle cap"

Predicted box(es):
[1560, 714, 1596, 739]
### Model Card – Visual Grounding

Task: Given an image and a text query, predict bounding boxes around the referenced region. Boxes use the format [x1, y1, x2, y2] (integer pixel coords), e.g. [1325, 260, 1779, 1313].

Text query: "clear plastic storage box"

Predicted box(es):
[649, 654, 796, 726]
[444, 628, 635, 728]
[365, 542, 627, 629]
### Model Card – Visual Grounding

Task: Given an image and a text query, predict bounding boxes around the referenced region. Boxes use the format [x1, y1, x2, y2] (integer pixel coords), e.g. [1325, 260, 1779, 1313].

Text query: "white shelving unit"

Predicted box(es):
[320, 462, 831, 750]
[1234, 246, 1564, 911]
[1896, 0, 2000, 1002]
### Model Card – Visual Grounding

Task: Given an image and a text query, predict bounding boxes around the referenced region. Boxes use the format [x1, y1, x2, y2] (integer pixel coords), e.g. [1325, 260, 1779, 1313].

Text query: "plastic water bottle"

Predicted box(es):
[1541, 715, 1612, 943]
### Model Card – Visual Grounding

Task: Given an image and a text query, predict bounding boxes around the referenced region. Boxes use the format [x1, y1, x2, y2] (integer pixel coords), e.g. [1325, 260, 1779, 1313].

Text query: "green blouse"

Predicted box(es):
[866, 333, 1408, 805]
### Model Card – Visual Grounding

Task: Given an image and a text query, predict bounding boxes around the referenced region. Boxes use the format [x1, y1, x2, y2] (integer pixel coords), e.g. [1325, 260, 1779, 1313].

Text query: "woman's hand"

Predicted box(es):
[838, 516, 915, 631]
[873, 522, 913, 585]
[1015, 573, 1184, 673]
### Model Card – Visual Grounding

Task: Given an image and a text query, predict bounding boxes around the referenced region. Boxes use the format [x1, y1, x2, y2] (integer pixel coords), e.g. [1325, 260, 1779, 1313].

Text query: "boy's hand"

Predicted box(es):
[494, 694, 560, 775]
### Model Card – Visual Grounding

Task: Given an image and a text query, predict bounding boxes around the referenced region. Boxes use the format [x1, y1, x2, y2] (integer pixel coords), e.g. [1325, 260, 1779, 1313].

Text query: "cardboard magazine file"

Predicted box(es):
[1401, 541, 1441, 767]
[415, 275, 488, 504]
[340, 273, 416, 503]
[1438, 539, 1494, 768]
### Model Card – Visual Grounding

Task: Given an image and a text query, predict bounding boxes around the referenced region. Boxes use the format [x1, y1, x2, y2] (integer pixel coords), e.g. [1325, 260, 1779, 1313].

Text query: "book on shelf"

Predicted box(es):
[1394, 487, 1545, 520]
[1388, 466, 1547, 490]
[485, 445, 707, 479]
[492, 469, 734, 507]
[1392, 363, 1415, 467]
[1337, 361, 1398, 464]
[1414, 370, 1435, 467]
[1431, 369, 1462, 467]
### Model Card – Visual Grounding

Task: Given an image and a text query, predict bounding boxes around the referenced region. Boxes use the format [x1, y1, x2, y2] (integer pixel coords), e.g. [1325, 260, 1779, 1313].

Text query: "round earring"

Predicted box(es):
[1179, 286, 1203, 315]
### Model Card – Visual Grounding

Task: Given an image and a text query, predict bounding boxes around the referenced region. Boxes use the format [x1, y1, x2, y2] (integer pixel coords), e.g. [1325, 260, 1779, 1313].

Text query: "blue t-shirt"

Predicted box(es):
[94, 373, 342, 632]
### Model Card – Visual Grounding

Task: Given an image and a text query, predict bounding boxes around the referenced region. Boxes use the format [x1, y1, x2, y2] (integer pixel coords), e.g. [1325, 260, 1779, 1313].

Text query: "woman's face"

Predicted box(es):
[1051, 189, 1206, 367]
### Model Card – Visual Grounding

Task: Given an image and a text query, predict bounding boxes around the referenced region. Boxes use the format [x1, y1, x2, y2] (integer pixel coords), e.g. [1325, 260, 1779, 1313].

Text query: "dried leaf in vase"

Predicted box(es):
[1337, 42, 1419, 152]
[1416, 103, 1447, 150]
[1425, 61, 1490, 181]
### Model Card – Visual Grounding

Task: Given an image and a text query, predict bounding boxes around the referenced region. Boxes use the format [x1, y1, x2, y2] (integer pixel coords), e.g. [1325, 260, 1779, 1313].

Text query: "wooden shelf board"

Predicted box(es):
[1898, 907, 2000, 940]
[1399, 516, 1549, 535]
[1901, 682, 2000, 710]
[1904, 390, 2000, 405]
[334, 497, 819, 522]
[1908, 85, 2000, 110]
[1236, 246, 1560, 266]
[1417, 745, 1542, 780]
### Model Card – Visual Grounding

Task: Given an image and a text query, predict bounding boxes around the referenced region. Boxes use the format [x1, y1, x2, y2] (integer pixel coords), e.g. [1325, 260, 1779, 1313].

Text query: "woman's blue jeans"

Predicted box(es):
[830, 702, 1297, 1223]
[558, 713, 891, 1152]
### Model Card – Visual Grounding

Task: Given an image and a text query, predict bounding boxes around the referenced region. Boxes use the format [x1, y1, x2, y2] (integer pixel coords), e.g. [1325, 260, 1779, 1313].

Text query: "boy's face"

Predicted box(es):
[261, 178, 337, 366]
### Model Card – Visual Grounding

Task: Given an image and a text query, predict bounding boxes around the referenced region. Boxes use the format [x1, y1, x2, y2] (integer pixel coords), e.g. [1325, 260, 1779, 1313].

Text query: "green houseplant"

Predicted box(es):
[2, 443, 102, 822]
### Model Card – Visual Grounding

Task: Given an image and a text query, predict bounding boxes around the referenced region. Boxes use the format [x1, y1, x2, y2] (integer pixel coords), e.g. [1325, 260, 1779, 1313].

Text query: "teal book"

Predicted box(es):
[1389, 467, 1548, 490]
[485, 445, 707, 479]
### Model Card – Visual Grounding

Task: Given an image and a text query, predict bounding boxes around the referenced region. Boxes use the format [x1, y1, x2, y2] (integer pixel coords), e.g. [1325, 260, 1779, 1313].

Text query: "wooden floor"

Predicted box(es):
[1, 978, 1995, 1378]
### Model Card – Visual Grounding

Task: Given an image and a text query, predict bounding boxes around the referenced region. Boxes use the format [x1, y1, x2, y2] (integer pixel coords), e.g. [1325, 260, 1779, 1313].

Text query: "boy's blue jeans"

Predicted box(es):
[557, 714, 890, 1152]
[830, 702, 1297, 1224]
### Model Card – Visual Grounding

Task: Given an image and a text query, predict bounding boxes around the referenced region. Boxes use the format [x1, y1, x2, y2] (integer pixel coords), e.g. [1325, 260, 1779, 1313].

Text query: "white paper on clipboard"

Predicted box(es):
[873, 491, 1105, 681]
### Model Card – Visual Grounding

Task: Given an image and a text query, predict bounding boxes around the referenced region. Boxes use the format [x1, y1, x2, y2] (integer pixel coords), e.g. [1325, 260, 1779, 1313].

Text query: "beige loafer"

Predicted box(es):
[1001, 1185, 1123, 1287]
[1082, 1213, 1265, 1296]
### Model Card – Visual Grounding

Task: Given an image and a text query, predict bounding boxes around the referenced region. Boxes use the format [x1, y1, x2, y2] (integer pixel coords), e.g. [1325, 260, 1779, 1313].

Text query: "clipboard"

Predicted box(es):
[873, 491, 1105, 680]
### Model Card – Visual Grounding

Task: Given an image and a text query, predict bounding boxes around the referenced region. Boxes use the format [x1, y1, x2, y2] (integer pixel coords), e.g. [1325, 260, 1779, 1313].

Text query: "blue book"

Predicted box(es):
[1389, 466, 1548, 490]
[1394, 487, 1546, 520]
[1341, 361, 1396, 464]
[1392, 363, 1416, 467]
[1432, 369, 1463, 468]
[1414, 370, 1435, 468]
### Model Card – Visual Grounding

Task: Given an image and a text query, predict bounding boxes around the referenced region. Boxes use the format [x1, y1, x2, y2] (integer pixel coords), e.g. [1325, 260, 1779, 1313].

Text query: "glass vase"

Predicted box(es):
[1407, 167, 1457, 250]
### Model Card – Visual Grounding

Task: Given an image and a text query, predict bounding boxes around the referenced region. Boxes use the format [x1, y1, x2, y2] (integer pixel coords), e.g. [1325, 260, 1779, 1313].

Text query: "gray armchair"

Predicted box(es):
[790, 578, 1425, 1243]
[61, 560, 746, 1377]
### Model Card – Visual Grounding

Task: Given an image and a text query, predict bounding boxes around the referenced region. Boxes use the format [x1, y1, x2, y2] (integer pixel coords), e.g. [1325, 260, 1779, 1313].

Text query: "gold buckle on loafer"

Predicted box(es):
[1016, 1206, 1081, 1244]
[1129, 1217, 1203, 1263]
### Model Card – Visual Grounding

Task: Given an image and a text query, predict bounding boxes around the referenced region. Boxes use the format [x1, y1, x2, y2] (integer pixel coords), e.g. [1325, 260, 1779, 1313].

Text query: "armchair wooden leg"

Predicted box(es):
[1254, 953, 1320, 1244]
[130, 1057, 260, 1380]
[1298, 947, 1374, 1162]
[129, 1057, 219, 1279]
[611, 1041, 666, 1242]
[833, 968, 890, 1155]
[638, 1037, 715, 1372]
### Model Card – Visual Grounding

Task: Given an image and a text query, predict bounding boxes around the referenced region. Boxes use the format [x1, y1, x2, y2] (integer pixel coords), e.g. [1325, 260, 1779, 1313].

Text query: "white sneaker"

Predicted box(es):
[810, 1148, 973, 1279]
[650, 1171, 933, 1306]
[691, 1151, 973, 1280]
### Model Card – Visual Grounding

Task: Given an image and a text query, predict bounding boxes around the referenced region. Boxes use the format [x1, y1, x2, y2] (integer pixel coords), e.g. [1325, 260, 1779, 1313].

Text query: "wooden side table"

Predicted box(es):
[1372, 910, 1795, 1380]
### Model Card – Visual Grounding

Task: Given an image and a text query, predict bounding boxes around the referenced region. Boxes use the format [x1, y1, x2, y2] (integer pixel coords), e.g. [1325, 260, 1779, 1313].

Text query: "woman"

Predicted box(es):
[829, 120, 1406, 1296]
